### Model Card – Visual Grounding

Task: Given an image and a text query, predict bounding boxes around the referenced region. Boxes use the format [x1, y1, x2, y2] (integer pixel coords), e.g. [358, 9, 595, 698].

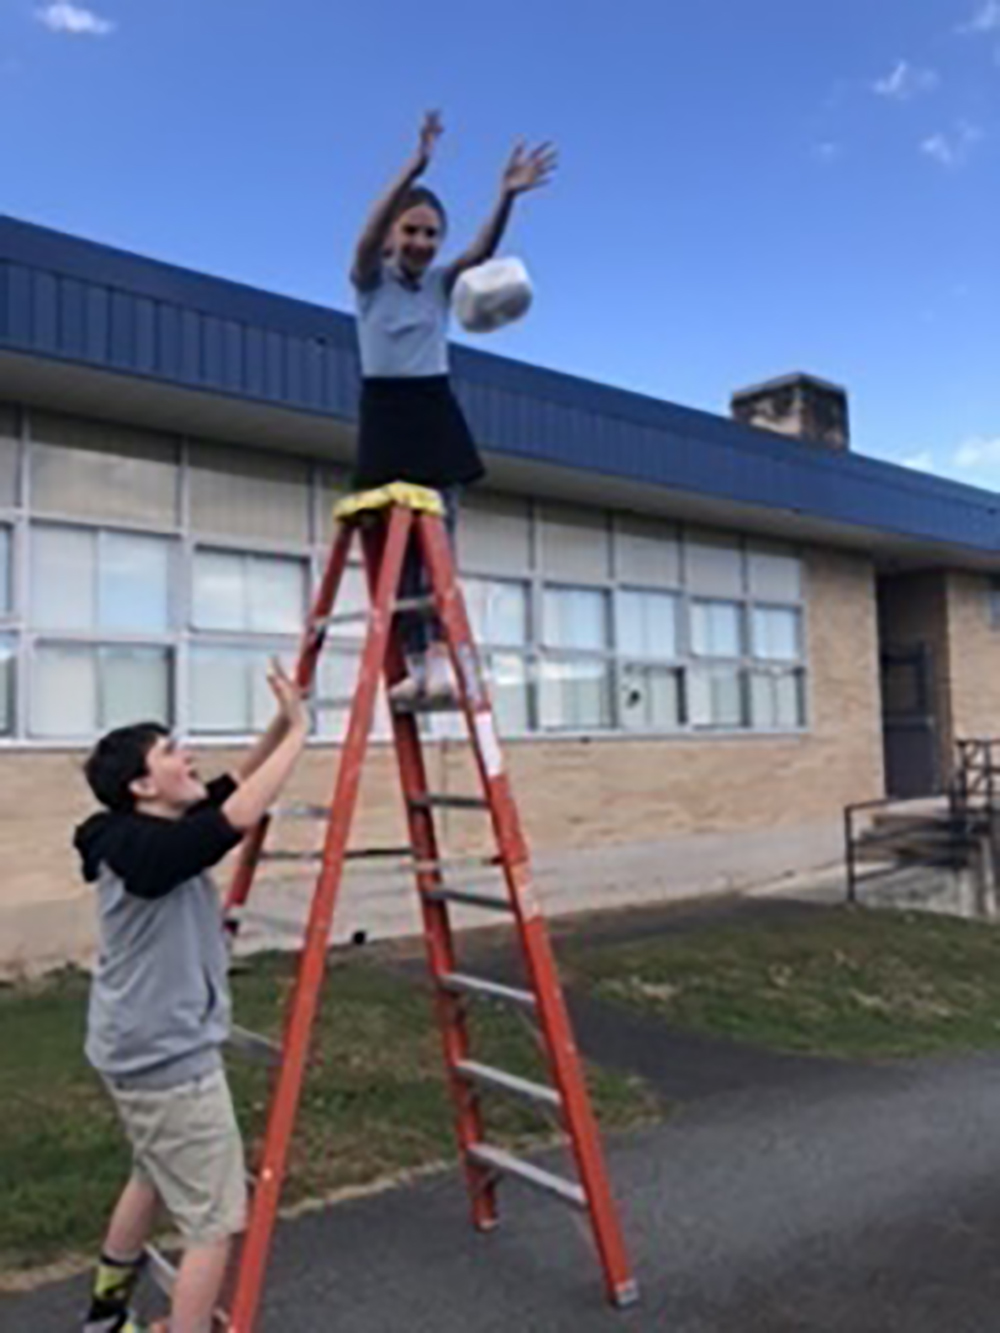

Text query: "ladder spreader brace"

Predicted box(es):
[197, 482, 638, 1331]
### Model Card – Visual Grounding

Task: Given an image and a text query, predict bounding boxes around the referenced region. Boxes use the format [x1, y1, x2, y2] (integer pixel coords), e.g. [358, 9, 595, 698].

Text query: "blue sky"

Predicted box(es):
[1, 0, 998, 487]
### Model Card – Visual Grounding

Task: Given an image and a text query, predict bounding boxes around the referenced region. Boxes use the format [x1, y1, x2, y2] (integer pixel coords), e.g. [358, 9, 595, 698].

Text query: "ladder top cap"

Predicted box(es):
[335, 482, 445, 522]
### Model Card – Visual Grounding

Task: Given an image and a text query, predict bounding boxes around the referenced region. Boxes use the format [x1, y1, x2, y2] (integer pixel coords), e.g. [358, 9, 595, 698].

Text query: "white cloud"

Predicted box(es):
[954, 437, 1000, 470]
[901, 450, 937, 473]
[959, 0, 1000, 33]
[36, 2, 115, 35]
[873, 59, 940, 100]
[921, 120, 984, 167]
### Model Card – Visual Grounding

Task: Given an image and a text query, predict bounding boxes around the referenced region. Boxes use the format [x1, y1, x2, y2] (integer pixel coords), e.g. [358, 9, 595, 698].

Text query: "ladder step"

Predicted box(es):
[311, 696, 356, 712]
[228, 1024, 282, 1067]
[409, 794, 490, 812]
[259, 849, 323, 863]
[455, 1059, 561, 1108]
[391, 695, 464, 715]
[467, 1144, 586, 1210]
[226, 906, 306, 939]
[413, 853, 501, 874]
[440, 972, 536, 1008]
[393, 595, 438, 616]
[312, 609, 368, 628]
[347, 845, 415, 861]
[277, 802, 332, 819]
[424, 887, 515, 914]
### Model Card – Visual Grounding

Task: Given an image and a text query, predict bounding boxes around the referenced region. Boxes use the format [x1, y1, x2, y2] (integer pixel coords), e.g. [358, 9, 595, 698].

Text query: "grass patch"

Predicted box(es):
[0, 954, 661, 1273]
[569, 905, 1000, 1062]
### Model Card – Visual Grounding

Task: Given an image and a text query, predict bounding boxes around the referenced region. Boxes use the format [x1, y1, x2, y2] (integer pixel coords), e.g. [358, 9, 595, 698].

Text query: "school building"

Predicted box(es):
[3, 213, 1000, 973]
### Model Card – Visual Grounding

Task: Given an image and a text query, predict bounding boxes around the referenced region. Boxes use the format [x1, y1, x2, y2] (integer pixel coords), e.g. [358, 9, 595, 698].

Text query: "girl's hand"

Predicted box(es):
[267, 659, 307, 733]
[502, 141, 558, 197]
[413, 110, 444, 175]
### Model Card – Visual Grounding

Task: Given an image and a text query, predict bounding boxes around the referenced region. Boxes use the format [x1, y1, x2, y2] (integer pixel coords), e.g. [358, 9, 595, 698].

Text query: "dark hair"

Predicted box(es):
[84, 722, 169, 812]
[390, 186, 448, 235]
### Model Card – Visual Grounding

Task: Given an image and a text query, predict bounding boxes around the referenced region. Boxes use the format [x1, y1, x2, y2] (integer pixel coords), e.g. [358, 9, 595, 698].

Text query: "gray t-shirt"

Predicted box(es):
[355, 263, 451, 378]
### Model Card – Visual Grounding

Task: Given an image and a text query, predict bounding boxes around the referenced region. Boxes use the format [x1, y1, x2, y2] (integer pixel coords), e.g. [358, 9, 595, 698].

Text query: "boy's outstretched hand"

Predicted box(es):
[502, 141, 558, 197]
[267, 659, 307, 734]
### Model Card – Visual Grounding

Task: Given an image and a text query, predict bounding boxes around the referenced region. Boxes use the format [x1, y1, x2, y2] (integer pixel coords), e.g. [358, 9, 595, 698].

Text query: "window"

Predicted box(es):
[0, 526, 12, 618]
[689, 665, 744, 729]
[192, 550, 306, 634]
[751, 606, 801, 661]
[30, 527, 172, 633]
[462, 577, 531, 736]
[750, 669, 805, 730]
[189, 441, 311, 544]
[617, 590, 682, 731]
[0, 406, 19, 507]
[691, 600, 742, 658]
[29, 644, 171, 738]
[0, 635, 14, 735]
[190, 645, 282, 736]
[540, 586, 611, 730]
[30, 413, 179, 527]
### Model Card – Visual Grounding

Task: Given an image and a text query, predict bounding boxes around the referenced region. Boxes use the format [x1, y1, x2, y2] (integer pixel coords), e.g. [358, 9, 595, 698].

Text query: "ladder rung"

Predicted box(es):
[313, 610, 368, 628]
[391, 695, 464, 715]
[424, 887, 515, 914]
[347, 845, 415, 861]
[455, 1059, 561, 1108]
[393, 595, 437, 616]
[226, 906, 306, 939]
[409, 794, 490, 812]
[466, 1143, 586, 1210]
[277, 802, 332, 819]
[440, 972, 536, 1008]
[228, 1024, 282, 1067]
[413, 854, 500, 874]
[259, 850, 323, 863]
[311, 696, 355, 712]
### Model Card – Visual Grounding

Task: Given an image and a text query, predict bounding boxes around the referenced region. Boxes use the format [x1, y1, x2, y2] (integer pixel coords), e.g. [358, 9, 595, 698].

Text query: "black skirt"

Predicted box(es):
[354, 376, 486, 490]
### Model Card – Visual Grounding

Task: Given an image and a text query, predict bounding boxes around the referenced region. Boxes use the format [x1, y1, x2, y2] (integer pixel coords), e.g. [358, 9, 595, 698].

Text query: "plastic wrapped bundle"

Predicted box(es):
[453, 257, 533, 333]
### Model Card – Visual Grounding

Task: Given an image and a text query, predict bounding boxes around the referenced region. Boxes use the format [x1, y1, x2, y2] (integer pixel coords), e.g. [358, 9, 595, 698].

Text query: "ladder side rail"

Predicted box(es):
[416, 510, 638, 1307]
[358, 520, 499, 1230]
[228, 507, 412, 1333]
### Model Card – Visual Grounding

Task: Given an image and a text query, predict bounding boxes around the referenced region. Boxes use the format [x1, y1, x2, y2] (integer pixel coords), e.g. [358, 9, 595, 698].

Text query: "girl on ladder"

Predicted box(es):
[350, 111, 557, 703]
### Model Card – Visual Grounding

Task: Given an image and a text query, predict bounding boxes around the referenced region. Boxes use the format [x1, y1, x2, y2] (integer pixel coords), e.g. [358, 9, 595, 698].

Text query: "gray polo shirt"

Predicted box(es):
[355, 263, 451, 378]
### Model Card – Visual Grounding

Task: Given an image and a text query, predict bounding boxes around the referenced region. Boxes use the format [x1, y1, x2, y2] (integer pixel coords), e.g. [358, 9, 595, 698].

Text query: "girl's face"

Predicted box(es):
[388, 204, 444, 277]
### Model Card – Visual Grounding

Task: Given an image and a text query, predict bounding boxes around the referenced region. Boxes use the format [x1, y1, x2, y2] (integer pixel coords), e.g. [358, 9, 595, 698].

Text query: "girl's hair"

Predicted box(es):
[389, 186, 448, 235]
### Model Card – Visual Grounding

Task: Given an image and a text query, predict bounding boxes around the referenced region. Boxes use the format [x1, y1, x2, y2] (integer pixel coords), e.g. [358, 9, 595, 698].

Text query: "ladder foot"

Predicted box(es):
[475, 1217, 501, 1234]
[612, 1279, 641, 1310]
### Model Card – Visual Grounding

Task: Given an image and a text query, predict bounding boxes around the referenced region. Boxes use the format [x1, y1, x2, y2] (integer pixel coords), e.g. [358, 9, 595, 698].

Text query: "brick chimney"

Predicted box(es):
[730, 372, 850, 452]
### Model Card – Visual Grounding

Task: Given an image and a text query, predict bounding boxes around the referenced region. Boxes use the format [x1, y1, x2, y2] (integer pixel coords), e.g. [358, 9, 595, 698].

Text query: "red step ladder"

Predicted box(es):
[169, 484, 638, 1329]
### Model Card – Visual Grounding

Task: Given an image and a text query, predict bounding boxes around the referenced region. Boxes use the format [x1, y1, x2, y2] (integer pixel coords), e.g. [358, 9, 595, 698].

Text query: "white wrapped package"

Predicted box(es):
[453, 257, 533, 333]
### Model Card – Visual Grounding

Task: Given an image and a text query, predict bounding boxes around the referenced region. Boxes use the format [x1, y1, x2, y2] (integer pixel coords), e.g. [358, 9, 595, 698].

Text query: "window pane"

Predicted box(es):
[689, 666, 744, 728]
[488, 653, 530, 735]
[618, 590, 678, 658]
[0, 635, 14, 734]
[463, 578, 528, 646]
[540, 657, 611, 730]
[541, 505, 609, 581]
[190, 646, 252, 733]
[189, 441, 311, 543]
[459, 493, 532, 573]
[0, 526, 11, 616]
[100, 534, 171, 633]
[0, 408, 18, 507]
[616, 516, 679, 586]
[100, 647, 171, 730]
[247, 556, 306, 634]
[30, 645, 97, 738]
[315, 647, 391, 741]
[752, 607, 801, 661]
[750, 670, 804, 730]
[691, 601, 742, 657]
[686, 532, 743, 595]
[192, 551, 245, 631]
[30, 413, 178, 526]
[31, 527, 95, 630]
[621, 665, 682, 731]
[748, 545, 801, 601]
[543, 588, 607, 651]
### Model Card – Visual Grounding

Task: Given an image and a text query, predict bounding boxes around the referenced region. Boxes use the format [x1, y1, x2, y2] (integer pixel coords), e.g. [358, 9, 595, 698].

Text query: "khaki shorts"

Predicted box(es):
[106, 1069, 247, 1246]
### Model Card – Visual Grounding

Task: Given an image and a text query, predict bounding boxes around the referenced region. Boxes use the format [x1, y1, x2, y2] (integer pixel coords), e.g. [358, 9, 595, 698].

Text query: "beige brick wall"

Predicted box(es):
[878, 570, 953, 779]
[945, 573, 1000, 743]
[0, 545, 883, 974]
